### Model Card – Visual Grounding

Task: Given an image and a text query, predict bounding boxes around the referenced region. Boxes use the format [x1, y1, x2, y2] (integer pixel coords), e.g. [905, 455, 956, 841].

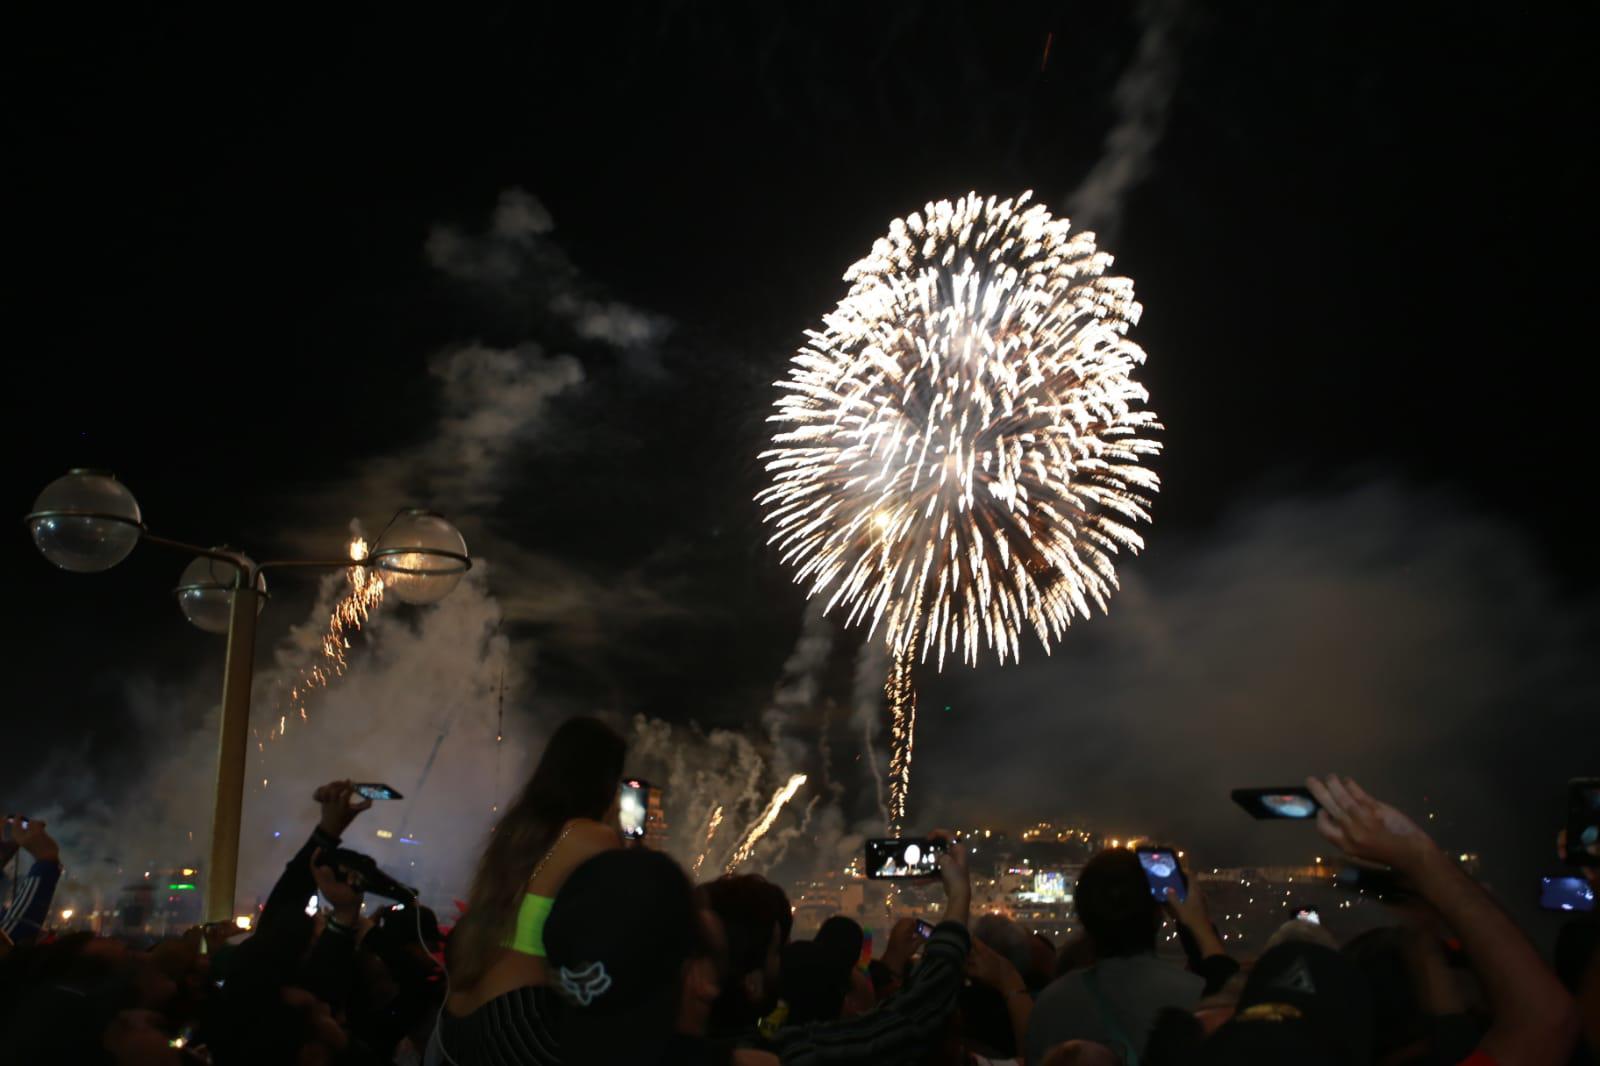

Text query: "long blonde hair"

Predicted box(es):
[449, 716, 625, 988]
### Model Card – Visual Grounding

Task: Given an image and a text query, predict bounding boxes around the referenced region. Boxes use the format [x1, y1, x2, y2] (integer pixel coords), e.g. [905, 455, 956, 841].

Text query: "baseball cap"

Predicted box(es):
[1201, 941, 1374, 1065]
[542, 848, 698, 1064]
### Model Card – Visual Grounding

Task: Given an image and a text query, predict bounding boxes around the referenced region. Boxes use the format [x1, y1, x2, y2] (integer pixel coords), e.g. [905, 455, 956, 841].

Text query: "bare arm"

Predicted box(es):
[1308, 775, 1578, 1066]
[931, 829, 971, 927]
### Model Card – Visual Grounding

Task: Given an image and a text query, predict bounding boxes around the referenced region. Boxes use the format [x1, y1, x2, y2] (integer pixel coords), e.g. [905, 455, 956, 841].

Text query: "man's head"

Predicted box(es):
[700, 874, 791, 1030]
[542, 849, 701, 1062]
[973, 914, 1034, 976]
[1074, 849, 1158, 958]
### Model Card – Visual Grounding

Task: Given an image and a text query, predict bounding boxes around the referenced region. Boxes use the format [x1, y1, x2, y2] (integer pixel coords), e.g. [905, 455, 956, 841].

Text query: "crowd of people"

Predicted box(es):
[3, 715, 1597, 1064]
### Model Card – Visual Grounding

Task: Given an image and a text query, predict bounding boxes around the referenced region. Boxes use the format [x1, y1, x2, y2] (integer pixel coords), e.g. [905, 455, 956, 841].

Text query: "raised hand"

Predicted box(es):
[310, 849, 363, 924]
[313, 780, 372, 840]
[966, 934, 1027, 995]
[1163, 880, 1210, 933]
[929, 829, 971, 925]
[14, 817, 59, 863]
[1306, 775, 1438, 873]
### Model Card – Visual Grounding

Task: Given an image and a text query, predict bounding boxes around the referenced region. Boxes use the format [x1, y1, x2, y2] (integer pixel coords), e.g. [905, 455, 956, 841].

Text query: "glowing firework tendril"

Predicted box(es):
[757, 191, 1161, 827]
[725, 775, 807, 872]
[264, 537, 386, 745]
[692, 804, 725, 878]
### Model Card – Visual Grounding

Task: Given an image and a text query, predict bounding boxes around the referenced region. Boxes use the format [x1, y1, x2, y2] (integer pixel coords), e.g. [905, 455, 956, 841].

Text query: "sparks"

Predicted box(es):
[268, 536, 386, 742]
[692, 804, 725, 878]
[724, 775, 807, 872]
[886, 647, 917, 832]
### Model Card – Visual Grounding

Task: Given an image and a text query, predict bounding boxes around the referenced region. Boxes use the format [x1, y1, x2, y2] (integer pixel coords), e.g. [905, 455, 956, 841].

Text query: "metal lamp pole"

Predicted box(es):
[26, 471, 471, 925]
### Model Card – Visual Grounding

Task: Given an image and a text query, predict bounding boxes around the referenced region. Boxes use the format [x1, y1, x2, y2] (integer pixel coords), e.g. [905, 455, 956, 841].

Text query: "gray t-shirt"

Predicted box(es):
[1024, 954, 1202, 1063]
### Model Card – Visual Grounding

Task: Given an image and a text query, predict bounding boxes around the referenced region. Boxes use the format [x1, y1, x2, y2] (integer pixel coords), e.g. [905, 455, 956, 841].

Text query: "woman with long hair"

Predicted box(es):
[437, 715, 627, 1065]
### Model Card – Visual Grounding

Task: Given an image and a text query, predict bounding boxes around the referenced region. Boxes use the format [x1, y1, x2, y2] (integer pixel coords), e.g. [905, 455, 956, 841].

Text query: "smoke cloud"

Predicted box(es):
[426, 186, 672, 373]
[1064, 0, 1185, 243]
[910, 480, 1598, 923]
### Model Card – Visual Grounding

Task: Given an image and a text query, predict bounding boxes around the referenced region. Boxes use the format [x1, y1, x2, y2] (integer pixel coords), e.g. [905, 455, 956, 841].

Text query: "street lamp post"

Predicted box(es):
[25, 470, 471, 924]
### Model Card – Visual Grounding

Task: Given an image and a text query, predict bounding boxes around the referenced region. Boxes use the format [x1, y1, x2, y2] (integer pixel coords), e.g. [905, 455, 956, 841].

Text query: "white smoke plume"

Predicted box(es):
[762, 599, 834, 777]
[851, 636, 891, 829]
[426, 186, 672, 369]
[1064, 0, 1185, 243]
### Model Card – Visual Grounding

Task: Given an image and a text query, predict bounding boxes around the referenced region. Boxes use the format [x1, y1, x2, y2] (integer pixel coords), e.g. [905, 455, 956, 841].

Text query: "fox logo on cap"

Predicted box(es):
[557, 961, 613, 1006]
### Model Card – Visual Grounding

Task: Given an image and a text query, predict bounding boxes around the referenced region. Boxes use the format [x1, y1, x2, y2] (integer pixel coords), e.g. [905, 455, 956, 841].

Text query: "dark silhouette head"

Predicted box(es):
[1074, 848, 1158, 958]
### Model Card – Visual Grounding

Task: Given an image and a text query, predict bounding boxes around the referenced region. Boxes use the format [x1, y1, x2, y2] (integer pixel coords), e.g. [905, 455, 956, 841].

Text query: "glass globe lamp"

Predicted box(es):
[175, 552, 267, 634]
[26, 470, 143, 572]
[368, 510, 469, 605]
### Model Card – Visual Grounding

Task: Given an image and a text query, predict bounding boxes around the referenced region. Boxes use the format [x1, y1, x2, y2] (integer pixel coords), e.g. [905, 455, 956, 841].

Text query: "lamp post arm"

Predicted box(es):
[254, 558, 370, 573]
[138, 533, 256, 570]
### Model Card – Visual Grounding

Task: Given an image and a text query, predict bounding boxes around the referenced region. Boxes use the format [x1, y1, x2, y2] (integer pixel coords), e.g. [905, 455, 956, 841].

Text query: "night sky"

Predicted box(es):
[6, 5, 1597, 918]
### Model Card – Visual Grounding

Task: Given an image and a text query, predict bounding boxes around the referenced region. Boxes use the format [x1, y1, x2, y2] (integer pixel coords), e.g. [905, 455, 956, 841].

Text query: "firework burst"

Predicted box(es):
[758, 191, 1161, 825]
[758, 191, 1160, 669]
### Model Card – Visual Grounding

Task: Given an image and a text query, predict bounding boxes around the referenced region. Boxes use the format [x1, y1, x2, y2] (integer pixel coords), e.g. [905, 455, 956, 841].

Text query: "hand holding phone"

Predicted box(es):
[914, 918, 934, 940]
[352, 783, 403, 801]
[1136, 846, 1188, 902]
[315, 780, 372, 837]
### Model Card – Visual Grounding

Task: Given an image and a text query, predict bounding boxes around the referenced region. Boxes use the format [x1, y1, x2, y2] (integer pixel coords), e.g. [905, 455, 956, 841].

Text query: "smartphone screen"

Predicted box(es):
[354, 783, 403, 801]
[1567, 779, 1600, 867]
[914, 918, 934, 940]
[1541, 875, 1597, 912]
[619, 779, 650, 840]
[1136, 846, 1187, 902]
[1231, 787, 1319, 820]
[1294, 907, 1321, 925]
[864, 838, 945, 879]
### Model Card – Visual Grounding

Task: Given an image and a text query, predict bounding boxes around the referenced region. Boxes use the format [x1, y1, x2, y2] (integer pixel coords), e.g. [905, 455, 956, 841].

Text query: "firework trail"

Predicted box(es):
[261, 537, 385, 747]
[758, 191, 1161, 825]
[885, 648, 917, 831]
[724, 774, 807, 872]
[692, 804, 725, 878]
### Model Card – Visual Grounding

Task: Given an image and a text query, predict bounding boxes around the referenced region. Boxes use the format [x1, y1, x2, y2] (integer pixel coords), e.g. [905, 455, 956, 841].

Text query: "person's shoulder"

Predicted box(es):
[557, 818, 622, 852]
[1031, 972, 1090, 1013]
[1100, 954, 1203, 1000]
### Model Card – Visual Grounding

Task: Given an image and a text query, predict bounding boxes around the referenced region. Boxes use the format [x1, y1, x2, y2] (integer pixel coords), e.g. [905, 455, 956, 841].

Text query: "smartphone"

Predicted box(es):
[353, 783, 403, 801]
[1231, 787, 1319, 820]
[1294, 907, 1322, 925]
[914, 918, 935, 940]
[864, 838, 946, 879]
[619, 779, 651, 840]
[1333, 864, 1413, 903]
[1540, 875, 1596, 913]
[1566, 778, 1600, 867]
[1136, 846, 1188, 902]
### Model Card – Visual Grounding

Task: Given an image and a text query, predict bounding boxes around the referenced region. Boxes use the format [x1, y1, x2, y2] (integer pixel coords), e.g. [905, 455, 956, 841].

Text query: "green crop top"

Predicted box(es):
[504, 893, 555, 957]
